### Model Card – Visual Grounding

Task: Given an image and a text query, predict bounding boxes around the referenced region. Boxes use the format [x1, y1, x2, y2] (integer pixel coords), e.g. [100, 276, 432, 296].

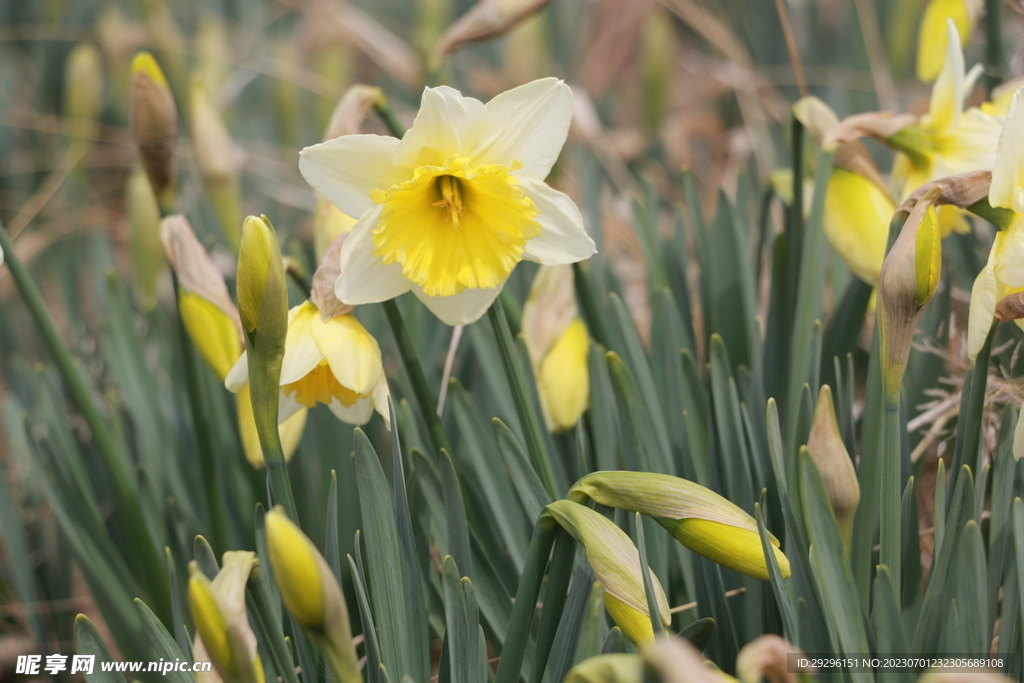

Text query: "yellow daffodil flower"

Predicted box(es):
[298, 78, 596, 325]
[916, 0, 973, 83]
[892, 21, 1001, 235]
[522, 265, 590, 431]
[968, 87, 1024, 365]
[225, 301, 389, 426]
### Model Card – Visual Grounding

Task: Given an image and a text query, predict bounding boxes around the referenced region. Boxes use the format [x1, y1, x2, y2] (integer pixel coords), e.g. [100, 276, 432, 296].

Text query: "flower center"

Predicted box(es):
[370, 156, 541, 297]
[282, 359, 362, 408]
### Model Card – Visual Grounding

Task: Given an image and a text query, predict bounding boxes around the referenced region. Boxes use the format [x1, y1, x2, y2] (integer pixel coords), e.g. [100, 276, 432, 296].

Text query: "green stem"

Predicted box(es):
[879, 393, 902, 609]
[494, 516, 557, 683]
[170, 274, 230, 554]
[488, 298, 559, 500]
[374, 100, 406, 140]
[258, 421, 299, 523]
[0, 219, 172, 626]
[382, 298, 452, 455]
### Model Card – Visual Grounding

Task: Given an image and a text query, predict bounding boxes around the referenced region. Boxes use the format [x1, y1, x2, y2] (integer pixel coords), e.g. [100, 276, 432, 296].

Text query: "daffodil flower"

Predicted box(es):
[892, 21, 1001, 234]
[968, 87, 1024, 365]
[225, 301, 389, 426]
[298, 77, 596, 325]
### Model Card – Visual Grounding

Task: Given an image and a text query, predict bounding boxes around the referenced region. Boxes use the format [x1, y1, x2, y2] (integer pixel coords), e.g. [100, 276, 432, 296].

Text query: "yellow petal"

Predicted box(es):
[661, 518, 790, 581]
[237, 387, 307, 468]
[989, 87, 1024, 210]
[189, 573, 233, 673]
[603, 592, 654, 645]
[917, 2, 970, 83]
[308, 313, 384, 396]
[914, 204, 942, 308]
[281, 302, 323, 385]
[179, 290, 243, 382]
[823, 168, 893, 285]
[926, 19, 966, 132]
[538, 317, 590, 431]
[967, 239, 998, 361]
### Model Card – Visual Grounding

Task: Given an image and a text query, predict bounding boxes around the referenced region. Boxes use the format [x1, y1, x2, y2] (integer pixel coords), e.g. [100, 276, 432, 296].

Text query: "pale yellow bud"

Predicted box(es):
[64, 43, 104, 145]
[188, 553, 264, 683]
[236, 215, 281, 335]
[545, 500, 670, 645]
[565, 654, 643, 683]
[263, 507, 361, 683]
[806, 386, 860, 545]
[538, 317, 590, 431]
[129, 52, 178, 213]
[570, 471, 790, 581]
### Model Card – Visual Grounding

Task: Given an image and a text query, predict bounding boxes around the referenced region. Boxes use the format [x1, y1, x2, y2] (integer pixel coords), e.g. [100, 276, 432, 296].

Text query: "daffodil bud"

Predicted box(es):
[126, 167, 164, 309]
[64, 43, 104, 148]
[129, 52, 178, 214]
[916, 0, 973, 83]
[736, 635, 811, 683]
[565, 654, 643, 683]
[431, 0, 552, 67]
[237, 215, 286, 337]
[544, 500, 671, 645]
[188, 552, 264, 683]
[806, 385, 860, 546]
[569, 471, 791, 581]
[522, 265, 590, 431]
[877, 189, 942, 398]
[264, 507, 361, 683]
[191, 76, 242, 247]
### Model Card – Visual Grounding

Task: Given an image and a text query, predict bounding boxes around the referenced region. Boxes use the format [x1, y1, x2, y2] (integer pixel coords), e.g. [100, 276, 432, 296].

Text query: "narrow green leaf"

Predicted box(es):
[544, 553, 597, 683]
[679, 618, 715, 653]
[440, 449, 472, 579]
[871, 566, 908, 665]
[954, 520, 987, 655]
[756, 497, 796, 642]
[442, 556, 477, 683]
[135, 599, 195, 683]
[680, 350, 711, 487]
[74, 614, 125, 683]
[193, 536, 219, 579]
[530, 529, 576, 683]
[349, 545, 382, 683]
[325, 471, 341, 581]
[1012, 499, 1024, 661]
[493, 418, 551, 520]
[600, 628, 625, 655]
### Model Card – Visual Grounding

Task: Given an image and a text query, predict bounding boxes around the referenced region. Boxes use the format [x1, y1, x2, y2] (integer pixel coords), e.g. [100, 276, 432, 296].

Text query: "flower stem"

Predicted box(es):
[878, 392, 902, 609]
[488, 298, 560, 499]
[0, 219, 173, 626]
[374, 99, 406, 139]
[984, 0, 1004, 96]
[382, 298, 452, 455]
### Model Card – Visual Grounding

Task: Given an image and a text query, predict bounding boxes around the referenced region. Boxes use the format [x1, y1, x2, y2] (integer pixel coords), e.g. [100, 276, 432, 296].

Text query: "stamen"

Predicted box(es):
[432, 175, 464, 228]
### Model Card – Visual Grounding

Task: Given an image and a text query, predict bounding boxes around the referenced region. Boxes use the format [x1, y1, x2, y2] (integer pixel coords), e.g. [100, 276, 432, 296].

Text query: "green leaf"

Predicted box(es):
[530, 529, 576, 683]
[349, 543, 383, 683]
[75, 614, 126, 683]
[442, 556, 482, 683]
[989, 407, 1018, 634]
[193, 536, 219, 578]
[440, 449, 472, 579]
[799, 448, 870, 681]
[954, 520, 987, 655]
[586, 344, 621, 473]
[679, 617, 715, 653]
[353, 428, 412, 682]
[493, 417, 551, 521]
[680, 350, 711, 487]
[1012, 499, 1024, 661]
[606, 352, 669, 475]
[871, 566, 908, 671]
[135, 599, 195, 683]
[544, 553, 598, 683]
[756, 497, 796, 642]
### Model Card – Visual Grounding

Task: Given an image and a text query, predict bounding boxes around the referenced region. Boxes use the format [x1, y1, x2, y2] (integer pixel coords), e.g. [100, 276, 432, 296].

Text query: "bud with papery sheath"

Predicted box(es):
[264, 507, 361, 683]
[188, 552, 264, 683]
[877, 188, 942, 398]
[129, 52, 178, 213]
[569, 471, 790, 581]
[807, 385, 860, 546]
[545, 500, 670, 645]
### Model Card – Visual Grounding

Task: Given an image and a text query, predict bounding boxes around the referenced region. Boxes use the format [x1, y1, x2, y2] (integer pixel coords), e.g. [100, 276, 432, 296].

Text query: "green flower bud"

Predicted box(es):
[129, 52, 178, 213]
[806, 385, 860, 546]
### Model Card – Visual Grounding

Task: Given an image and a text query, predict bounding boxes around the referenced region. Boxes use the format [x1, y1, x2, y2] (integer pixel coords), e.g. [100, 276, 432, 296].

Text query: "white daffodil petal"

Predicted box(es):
[929, 20, 964, 134]
[278, 391, 306, 424]
[393, 86, 489, 169]
[996, 231, 1024, 291]
[473, 78, 574, 179]
[335, 207, 413, 304]
[299, 135, 406, 217]
[372, 377, 391, 429]
[279, 302, 323, 385]
[413, 283, 505, 326]
[990, 88, 1024, 209]
[225, 352, 249, 392]
[309, 313, 383, 396]
[968, 250, 998, 362]
[937, 107, 1002, 176]
[519, 178, 596, 265]
[326, 395, 376, 425]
